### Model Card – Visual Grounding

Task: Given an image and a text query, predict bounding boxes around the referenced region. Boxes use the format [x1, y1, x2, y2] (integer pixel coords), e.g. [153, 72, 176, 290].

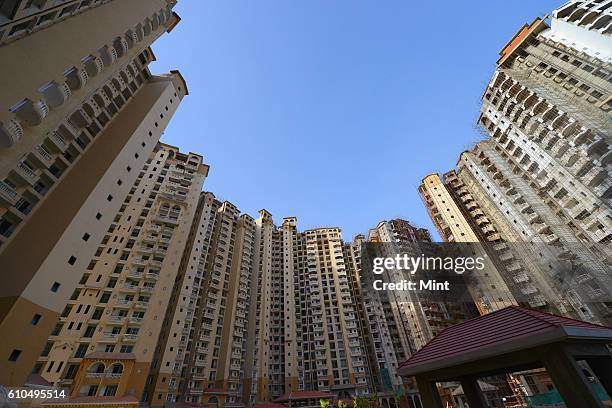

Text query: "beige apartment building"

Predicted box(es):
[136, 202, 372, 406]
[146, 192, 256, 406]
[0, 0, 188, 386]
[32, 143, 208, 403]
[419, 0, 612, 325]
[419, 174, 518, 315]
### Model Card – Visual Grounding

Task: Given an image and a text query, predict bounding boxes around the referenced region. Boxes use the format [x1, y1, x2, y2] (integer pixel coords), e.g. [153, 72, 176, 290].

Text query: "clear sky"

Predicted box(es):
[150, 0, 561, 240]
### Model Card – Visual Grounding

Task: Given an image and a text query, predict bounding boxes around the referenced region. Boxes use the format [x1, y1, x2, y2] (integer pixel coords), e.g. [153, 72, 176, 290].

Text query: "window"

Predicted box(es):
[120, 345, 133, 353]
[65, 364, 79, 379]
[103, 386, 117, 396]
[68, 256, 77, 265]
[82, 233, 90, 241]
[84, 326, 96, 338]
[96, 212, 102, 220]
[107, 195, 113, 202]
[31, 314, 42, 325]
[74, 344, 89, 358]
[51, 282, 61, 292]
[8, 350, 21, 362]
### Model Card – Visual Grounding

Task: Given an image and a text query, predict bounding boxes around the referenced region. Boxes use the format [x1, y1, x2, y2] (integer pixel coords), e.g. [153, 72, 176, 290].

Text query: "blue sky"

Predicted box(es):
[150, 0, 561, 240]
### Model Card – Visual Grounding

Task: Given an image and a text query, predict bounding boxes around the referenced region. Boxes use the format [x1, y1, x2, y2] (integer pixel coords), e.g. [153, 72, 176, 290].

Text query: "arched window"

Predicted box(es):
[109, 363, 123, 374]
[89, 362, 106, 373]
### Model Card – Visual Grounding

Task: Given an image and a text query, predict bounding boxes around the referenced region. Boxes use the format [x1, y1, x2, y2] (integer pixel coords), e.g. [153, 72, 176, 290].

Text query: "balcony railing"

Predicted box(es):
[0, 180, 18, 206]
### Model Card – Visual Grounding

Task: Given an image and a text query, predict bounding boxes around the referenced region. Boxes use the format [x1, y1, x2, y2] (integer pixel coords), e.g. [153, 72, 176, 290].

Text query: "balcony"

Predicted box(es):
[69, 108, 92, 128]
[123, 334, 138, 342]
[101, 333, 119, 341]
[156, 214, 180, 225]
[41, 81, 71, 109]
[161, 191, 186, 202]
[13, 98, 48, 126]
[108, 316, 125, 324]
[148, 224, 161, 232]
[131, 258, 146, 266]
[14, 162, 38, 185]
[0, 119, 24, 147]
[86, 372, 104, 379]
[140, 286, 154, 294]
[0, 180, 18, 206]
[47, 130, 68, 152]
[513, 273, 529, 283]
[148, 259, 163, 268]
[520, 285, 538, 296]
[106, 373, 123, 380]
[99, 45, 118, 67]
[145, 272, 160, 281]
[65, 67, 88, 91]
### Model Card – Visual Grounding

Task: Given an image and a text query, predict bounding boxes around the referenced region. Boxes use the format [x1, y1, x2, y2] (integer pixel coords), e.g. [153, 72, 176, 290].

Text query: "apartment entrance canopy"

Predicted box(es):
[397, 306, 612, 408]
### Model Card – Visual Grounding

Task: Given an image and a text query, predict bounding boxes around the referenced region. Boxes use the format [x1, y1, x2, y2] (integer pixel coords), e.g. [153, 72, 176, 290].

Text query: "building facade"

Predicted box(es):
[345, 220, 478, 397]
[419, 0, 612, 324]
[32, 143, 208, 403]
[149, 205, 372, 405]
[0, 0, 188, 386]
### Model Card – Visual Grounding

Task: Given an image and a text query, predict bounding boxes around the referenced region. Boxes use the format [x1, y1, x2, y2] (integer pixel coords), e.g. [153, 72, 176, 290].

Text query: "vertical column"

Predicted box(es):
[459, 377, 487, 408]
[415, 377, 443, 408]
[543, 346, 604, 408]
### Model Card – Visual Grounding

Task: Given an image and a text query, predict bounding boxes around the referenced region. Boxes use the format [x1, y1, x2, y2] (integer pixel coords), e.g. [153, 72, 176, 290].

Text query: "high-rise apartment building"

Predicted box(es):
[419, 175, 519, 315]
[419, 0, 612, 324]
[345, 220, 477, 395]
[34, 143, 209, 403]
[0, 0, 186, 385]
[137, 202, 372, 406]
[148, 192, 256, 406]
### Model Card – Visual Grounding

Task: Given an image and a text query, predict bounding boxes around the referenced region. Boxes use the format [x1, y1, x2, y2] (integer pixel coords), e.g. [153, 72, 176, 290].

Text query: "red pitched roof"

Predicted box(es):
[274, 391, 334, 402]
[398, 306, 612, 376]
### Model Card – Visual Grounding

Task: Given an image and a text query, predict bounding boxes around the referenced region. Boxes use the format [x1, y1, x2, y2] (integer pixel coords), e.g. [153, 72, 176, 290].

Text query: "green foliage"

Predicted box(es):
[320, 399, 331, 408]
[352, 396, 369, 408]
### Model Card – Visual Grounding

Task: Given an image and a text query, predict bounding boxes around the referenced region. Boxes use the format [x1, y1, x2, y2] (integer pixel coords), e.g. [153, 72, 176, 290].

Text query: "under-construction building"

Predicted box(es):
[419, 0, 612, 324]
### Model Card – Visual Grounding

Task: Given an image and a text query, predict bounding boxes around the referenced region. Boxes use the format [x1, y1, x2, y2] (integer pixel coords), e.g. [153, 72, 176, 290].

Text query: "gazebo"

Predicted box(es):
[273, 391, 334, 408]
[397, 306, 612, 408]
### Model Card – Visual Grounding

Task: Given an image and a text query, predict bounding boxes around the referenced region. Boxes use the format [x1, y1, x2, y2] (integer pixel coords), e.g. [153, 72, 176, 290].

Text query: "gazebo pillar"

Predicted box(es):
[585, 356, 612, 397]
[543, 347, 604, 408]
[459, 377, 487, 408]
[414, 378, 442, 408]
